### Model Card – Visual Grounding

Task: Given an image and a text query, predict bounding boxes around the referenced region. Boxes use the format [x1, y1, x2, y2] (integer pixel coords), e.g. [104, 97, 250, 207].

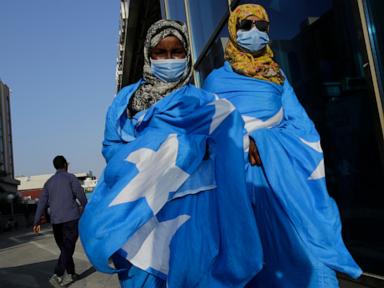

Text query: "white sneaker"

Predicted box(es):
[62, 272, 79, 285]
[49, 274, 64, 288]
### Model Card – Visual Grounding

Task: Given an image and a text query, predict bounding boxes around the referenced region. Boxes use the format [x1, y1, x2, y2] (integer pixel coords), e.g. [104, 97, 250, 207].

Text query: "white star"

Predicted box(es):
[208, 99, 235, 134]
[242, 108, 284, 151]
[308, 159, 325, 180]
[242, 108, 284, 133]
[299, 138, 325, 180]
[300, 138, 323, 153]
[109, 134, 190, 214]
[122, 214, 191, 275]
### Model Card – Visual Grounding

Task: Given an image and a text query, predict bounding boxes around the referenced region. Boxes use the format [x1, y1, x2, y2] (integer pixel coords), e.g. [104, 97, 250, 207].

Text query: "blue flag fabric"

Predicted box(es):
[79, 82, 263, 287]
[203, 62, 362, 287]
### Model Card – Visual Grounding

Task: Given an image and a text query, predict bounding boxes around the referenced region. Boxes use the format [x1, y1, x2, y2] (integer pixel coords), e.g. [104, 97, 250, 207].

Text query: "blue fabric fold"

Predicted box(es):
[80, 82, 263, 287]
[203, 62, 362, 287]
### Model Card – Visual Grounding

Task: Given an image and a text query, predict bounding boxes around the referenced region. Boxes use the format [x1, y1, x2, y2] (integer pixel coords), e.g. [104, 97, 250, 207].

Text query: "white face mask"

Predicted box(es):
[236, 27, 270, 52]
[150, 58, 187, 82]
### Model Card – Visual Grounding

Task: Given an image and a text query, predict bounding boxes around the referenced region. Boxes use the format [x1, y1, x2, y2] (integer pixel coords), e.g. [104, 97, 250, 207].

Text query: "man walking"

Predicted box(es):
[33, 155, 88, 287]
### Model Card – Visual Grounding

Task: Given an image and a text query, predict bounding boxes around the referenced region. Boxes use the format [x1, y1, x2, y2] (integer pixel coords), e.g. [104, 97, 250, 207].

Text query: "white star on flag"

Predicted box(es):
[122, 214, 190, 275]
[242, 109, 284, 151]
[300, 138, 323, 153]
[308, 159, 325, 180]
[300, 138, 325, 180]
[208, 99, 235, 134]
[109, 134, 189, 214]
[242, 108, 284, 133]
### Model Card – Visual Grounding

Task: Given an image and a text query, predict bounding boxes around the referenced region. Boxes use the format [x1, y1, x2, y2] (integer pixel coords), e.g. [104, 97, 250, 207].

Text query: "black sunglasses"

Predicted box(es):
[237, 19, 269, 32]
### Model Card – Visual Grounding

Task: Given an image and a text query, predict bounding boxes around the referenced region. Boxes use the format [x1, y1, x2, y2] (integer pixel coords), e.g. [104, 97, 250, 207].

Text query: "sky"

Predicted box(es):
[0, 1, 120, 177]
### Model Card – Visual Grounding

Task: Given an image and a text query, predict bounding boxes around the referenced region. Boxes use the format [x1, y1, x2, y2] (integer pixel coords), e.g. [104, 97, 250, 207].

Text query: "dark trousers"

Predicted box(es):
[52, 219, 79, 276]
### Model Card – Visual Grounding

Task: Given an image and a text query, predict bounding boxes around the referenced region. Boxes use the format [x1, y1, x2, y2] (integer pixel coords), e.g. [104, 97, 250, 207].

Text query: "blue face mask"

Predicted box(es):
[236, 27, 270, 53]
[150, 58, 187, 82]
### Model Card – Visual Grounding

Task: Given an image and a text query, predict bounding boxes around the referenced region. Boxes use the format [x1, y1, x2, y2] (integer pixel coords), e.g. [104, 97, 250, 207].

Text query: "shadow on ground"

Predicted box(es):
[0, 261, 97, 288]
[0, 260, 56, 288]
[0, 225, 53, 250]
[66, 267, 96, 287]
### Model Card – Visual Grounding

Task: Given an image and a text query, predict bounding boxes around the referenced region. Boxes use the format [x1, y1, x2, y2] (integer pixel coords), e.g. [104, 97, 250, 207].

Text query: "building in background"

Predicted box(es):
[0, 80, 19, 196]
[116, 0, 384, 285]
[17, 172, 98, 204]
[0, 80, 20, 231]
[116, 0, 161, 91]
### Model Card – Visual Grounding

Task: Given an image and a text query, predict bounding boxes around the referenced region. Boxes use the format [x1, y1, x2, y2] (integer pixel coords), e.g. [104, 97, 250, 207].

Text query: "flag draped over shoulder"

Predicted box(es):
[203, 62, 362, 287]
[79, 83, 263, 287]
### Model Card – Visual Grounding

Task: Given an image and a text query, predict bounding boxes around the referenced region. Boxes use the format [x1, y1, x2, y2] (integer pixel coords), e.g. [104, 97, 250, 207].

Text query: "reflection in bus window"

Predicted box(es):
[365, 0, 384, 101]
[188, 0, 228, 57]
[167, 1, 187, 23]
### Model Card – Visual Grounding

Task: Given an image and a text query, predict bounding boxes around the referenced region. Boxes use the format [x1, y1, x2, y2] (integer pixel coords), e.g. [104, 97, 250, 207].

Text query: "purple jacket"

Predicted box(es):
[33, 170, 88, 225]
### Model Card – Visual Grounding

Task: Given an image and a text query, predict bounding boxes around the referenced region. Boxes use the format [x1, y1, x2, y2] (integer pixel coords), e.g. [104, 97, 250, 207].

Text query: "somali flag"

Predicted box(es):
[79, 83, 263, 287]
[204, 62, 362, 287]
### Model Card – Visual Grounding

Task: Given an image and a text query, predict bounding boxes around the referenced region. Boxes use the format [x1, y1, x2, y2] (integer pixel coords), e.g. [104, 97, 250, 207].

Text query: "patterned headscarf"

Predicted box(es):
[225, 4, 284, 85]
[129, 20, 192, 116]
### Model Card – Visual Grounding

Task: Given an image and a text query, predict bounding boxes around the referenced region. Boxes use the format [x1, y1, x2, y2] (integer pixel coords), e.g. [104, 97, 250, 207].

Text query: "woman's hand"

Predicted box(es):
[249, 137, 262, 166]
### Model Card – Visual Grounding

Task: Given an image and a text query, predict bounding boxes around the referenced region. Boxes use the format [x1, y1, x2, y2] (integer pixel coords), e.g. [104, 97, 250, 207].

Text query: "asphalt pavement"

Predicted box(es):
[0, 225, 373, 288]
[0, 225, 119, 288]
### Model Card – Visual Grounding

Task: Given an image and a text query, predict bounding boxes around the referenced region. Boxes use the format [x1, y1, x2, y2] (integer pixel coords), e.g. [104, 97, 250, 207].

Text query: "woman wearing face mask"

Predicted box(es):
[203, 4, 362, 288]
[80, 20, 262, 288]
